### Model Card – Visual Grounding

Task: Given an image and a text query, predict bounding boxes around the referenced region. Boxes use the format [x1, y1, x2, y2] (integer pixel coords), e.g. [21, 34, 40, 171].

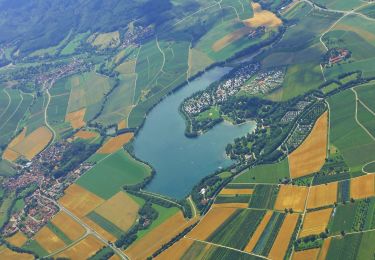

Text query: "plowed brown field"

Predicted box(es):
[97, 133, 134, 154]
[51, 211, 85, 240]
[307, 182, 337, 209]
[57, 235, 104, 260]
[65, 108, 86, 129]
[35, 226, 66, 253]
[350, 174, 375, 199]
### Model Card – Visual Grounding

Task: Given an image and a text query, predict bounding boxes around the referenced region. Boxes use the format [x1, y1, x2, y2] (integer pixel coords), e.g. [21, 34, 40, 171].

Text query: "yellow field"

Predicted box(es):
[268, 214, 299, 260]
[187, 207, 237, 240]
[74, 130, 98, 140]
[219, 188, 253, 195]
[34, 226, 66, 253]
[4, 127, 53, 161]
[0, 248, 33, 260]
[6, 231, 28, 247]
[59, 184, 104, 218]
[213, 203, 249, 208]
[244, 211, 273, 252]
[91, 31, 120, 49]
[289, 112, 328, 178]
[65, 108, 86, 129]
[292, 248, 320, 260]
[274, 185, 309, 212]
[109, 254, 121, 260]
[95, 191, 139, 231]
[117, 120, 127, 130]
[212, 27, 253, 52]
[51, 211, 85, 241]
[126, 211, 196, 260]
[57, 235, 104, 260]
[350, 174, 375, 199]
[299, 208, 332, 238]
[243, 2, 282, 28]
[318, 237, 332, 260]
[97, 133, 134, 154]
[82, 217, 117, 242]
[155, 237, 194, 260]
[2, 128, 27, 161]
[307, 182, 338, 209]
[116, 60, 136, 74]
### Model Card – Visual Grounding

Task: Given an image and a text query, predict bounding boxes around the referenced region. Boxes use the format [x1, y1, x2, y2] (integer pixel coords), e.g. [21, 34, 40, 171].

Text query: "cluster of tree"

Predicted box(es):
[88, 246, 114, 260]
[53, 142, 100, 178]
[191, 173, 232, 215]
[115, 201, 159, 249]
[254, 0, 293, 13]
[294, 233, 327, 251]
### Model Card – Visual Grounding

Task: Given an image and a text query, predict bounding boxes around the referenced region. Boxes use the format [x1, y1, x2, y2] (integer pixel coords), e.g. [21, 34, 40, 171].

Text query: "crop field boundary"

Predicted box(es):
[184, 236, 271, 260]
[351, 88, 375, 141]
[0, 88, 11, 119]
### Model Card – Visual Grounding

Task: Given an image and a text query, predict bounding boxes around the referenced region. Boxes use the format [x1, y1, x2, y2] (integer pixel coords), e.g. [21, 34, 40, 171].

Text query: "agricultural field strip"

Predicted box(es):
[188, 196, 197, 218]
[290, 179, 313, 257]
[351, 88, 375, 141]
[0, 88, 11, 119]
[325, 100, 331, 158]
[39, 195, 129, 259]
[46, 232, 88, 258]
[172, 1, 219, 27]
[0, 90, 23, 130]
[45, 82, 57, 143]
[138, 190, 181, 207]
[131, 47, 141, 106]
[184, 236, 270, 260]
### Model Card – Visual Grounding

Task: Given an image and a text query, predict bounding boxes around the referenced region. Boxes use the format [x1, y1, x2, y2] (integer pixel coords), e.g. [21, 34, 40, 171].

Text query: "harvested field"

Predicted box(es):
[34, 226, 66, 253]
[97, 133, 134, 154]
[0, 248, 33, 260]
[109, 255, 121, 260]
[212, 203, 249, 208]
[91, 31, 120, 49]
[51, 211, 85, 241]
[117, 120, 127, 130]
[95, 191, 139, 231]
[268, 214, 299, 260]
[292, 248, 320, 260]
[350, 174, 375, 199]
[243, 3, 282, 28]
[299, 208, 333, 238]
[307, 182, 338, 209]
[6, 231, 28, 247]
[125, 211, 195, 260]
[289, 112, 328, 178]
[6, 127, 52, 161]
[65, 108, 86, 129]
[82, 217, 116, 242]
[74, 130, 98, 140]
[2, 128, 27, 161]
[318, 237, 332, 260]
[154, 237, 194, 260]
[274, 185, 309, 212]
[59, 184, 104, 218]
[219, 188, 254, 195]
[187, 207, 237, 240]
[212, 27, 253, 52]
[57, 235, 104, 260]
[244, 210, 273, 252]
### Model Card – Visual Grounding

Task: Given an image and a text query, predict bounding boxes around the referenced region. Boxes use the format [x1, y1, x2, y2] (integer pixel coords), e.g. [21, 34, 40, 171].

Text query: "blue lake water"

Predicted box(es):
[133, 67, 256, 199]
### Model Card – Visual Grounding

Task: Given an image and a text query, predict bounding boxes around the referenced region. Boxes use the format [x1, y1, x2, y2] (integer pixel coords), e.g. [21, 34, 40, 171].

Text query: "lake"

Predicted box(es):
[133, 67, 256, 199]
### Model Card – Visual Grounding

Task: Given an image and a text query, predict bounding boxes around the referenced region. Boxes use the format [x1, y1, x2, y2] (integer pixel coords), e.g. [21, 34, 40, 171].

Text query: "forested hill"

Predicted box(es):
[0, 0, 195, 54]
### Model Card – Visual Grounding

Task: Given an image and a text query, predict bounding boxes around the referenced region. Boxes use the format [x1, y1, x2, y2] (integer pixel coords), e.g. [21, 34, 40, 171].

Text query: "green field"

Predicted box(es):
[358, 4, 375, 18]
[356, 82, 375, 112]
[22, 239, 48, 257]
[312, 0, 364, 11]
[207, 209, 265, 250]
[65, 71, 114, 121]
[215, 195, 252, 204]
[136, 204, 179, 240]
[249, 185, 279, 209]
[0, 160, 16, 176]
[0, 192, 16, 228]
[326, 232, 362, 260]
[357, 230, 375, 259]
[363, 162, 375, 173]
[182, 240, 261, 260]
[233, 159, 290, 184]
[0, 91, 33, 146]
[328, 90, 375, 172]
[77, 149, 151, 199]
[60, 32, 90, 56]
[196, 106, 221, 122]
[330, 202, 358, 234]
[357, 102, 375, 137]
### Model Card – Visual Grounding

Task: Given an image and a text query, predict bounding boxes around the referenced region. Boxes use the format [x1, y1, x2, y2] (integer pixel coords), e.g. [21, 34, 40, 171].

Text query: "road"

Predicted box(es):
[40, 195, 129, 260]
[351, 88, 375, 141]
